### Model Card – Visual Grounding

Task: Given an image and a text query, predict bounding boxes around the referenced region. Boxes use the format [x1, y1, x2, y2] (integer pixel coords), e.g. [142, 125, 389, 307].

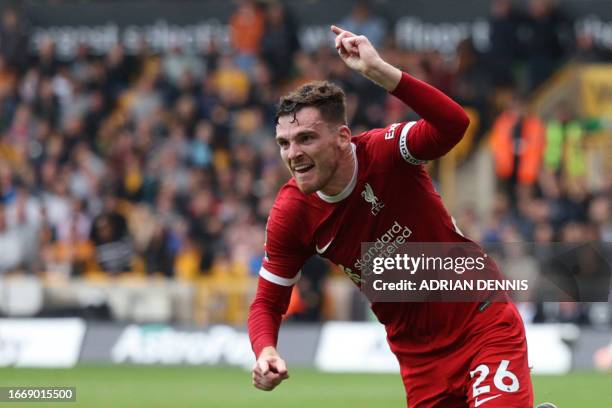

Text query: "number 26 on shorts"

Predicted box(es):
[470, 359, 520, 398]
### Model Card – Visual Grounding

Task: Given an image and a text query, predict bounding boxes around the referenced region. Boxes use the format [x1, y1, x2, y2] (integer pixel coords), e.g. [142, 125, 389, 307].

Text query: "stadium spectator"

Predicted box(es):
[339, 1, 387, 48]
[573, 32, 612, 62]
[490, 96, 545, 206]
[190, 120, 214, 168]
[229, 0, 265, 73]
[0, 6, 29, 69]
[589, 195, 611, 242]
[211, 55, 250, 107]
[33, 77, 60, 129]
[543, 102, 607, 189]
[162, 45, 205, 87]
[487, 0, 525, 88]
[89, 195, 133, 273]
[34, 36, 60, 78]
[523, 0, 574, 90]
[0, 204, 30, 273]
[125, 75, 163, 124]
[450, 39, 493, 136]
[105, 43, 138, 98]
[289, 256, 330, 322]
[70, 43, 93, 84]
[83, 90, 108, 146]
[44, 198, 94, 277]
[260, 2, 300, 82]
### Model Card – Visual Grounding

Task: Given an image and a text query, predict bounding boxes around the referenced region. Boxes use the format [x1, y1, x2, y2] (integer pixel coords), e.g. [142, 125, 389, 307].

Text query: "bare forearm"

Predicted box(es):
[363, 59, 402, 91]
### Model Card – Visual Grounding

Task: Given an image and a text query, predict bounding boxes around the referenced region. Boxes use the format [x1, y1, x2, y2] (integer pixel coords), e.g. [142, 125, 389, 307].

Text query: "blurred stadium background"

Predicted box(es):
[0, 0, 610, 406]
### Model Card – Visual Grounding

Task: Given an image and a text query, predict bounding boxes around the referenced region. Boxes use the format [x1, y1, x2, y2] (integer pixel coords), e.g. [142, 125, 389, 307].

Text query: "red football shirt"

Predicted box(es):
[248, 72, 487, 358]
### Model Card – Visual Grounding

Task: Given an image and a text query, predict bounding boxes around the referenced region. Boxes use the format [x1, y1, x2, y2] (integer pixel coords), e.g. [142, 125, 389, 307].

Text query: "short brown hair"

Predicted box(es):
[275, 81, 347, 126]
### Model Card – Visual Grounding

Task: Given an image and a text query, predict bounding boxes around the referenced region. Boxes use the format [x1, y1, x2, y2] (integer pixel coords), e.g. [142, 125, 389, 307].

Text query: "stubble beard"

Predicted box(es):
[295, 164, 333, 195]
[309, 157, 339, 195]
[292, 146, 341, 195]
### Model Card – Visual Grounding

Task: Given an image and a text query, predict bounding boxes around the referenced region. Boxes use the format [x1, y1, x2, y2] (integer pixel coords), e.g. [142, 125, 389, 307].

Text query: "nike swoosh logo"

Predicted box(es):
[315, 238, 334, 254]
[474, 394, 501, 407]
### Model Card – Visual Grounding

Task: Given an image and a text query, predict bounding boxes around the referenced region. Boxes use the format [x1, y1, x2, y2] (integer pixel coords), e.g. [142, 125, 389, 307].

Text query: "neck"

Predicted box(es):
[320, 144, 356, 196]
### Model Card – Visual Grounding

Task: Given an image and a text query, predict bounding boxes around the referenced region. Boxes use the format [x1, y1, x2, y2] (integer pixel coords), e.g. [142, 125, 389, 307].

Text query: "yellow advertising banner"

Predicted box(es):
[581, 65, 612, 117]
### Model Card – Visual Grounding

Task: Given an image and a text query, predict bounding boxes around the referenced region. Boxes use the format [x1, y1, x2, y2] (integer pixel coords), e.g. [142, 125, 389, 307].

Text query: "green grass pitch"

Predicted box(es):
[0, 365, 610, 407]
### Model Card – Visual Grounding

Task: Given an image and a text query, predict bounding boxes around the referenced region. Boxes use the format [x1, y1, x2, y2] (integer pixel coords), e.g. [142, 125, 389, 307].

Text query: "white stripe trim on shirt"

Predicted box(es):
[259, 266, 301, 286]
[399, 121, 428, 165]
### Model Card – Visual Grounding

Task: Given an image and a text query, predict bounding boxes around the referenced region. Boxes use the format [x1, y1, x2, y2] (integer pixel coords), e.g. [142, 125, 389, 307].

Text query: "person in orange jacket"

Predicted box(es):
[490, 97, 545, 204]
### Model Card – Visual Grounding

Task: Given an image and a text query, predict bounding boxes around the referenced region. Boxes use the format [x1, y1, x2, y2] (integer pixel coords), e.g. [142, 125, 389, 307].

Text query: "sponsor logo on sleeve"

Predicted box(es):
[399, 122, 428, 165]
[384, 123, 401, 140]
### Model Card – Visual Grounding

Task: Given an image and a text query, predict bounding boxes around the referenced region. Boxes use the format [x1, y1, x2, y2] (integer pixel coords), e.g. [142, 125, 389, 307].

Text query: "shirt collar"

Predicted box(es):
[316, 143, 358, 203]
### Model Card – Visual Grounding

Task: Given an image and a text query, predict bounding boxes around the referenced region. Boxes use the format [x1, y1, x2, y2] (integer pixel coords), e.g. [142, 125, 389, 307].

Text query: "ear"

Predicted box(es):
[336, 125, 352, 147]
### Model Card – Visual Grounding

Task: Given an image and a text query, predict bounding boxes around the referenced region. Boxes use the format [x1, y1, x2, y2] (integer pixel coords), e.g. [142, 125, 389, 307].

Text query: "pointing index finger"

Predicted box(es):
[331, 25, 356, 37]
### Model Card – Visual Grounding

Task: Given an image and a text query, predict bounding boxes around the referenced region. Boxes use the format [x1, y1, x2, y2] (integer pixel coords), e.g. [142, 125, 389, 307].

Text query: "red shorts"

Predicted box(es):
[396, 302, 533, 408]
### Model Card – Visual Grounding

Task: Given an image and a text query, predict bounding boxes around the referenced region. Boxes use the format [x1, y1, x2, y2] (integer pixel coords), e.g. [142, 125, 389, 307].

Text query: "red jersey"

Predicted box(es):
[248, 72, 488, 359]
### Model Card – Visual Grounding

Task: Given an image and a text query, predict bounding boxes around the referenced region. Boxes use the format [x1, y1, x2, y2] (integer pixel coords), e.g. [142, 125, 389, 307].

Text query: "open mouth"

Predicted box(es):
[293, 164, 314, 174]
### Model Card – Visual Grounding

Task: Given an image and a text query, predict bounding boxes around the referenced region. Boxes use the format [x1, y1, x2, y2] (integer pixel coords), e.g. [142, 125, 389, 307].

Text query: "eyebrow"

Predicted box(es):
[275, 130, 317, 142]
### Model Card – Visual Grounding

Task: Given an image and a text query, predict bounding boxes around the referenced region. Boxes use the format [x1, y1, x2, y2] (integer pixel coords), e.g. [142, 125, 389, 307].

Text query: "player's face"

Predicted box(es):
[276, 107, 345, 194]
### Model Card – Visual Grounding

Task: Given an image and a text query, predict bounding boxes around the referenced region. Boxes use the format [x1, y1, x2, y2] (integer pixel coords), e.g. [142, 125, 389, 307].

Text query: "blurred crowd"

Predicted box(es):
[0, 1, 609, 324]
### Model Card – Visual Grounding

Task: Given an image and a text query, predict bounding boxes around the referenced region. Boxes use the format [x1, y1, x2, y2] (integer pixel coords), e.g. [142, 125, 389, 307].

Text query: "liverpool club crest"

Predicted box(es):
[361, 183, 384, 215]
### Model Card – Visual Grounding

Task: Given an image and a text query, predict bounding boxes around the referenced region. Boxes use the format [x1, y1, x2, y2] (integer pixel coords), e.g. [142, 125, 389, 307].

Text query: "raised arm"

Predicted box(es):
[331, 25, 469, 160]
